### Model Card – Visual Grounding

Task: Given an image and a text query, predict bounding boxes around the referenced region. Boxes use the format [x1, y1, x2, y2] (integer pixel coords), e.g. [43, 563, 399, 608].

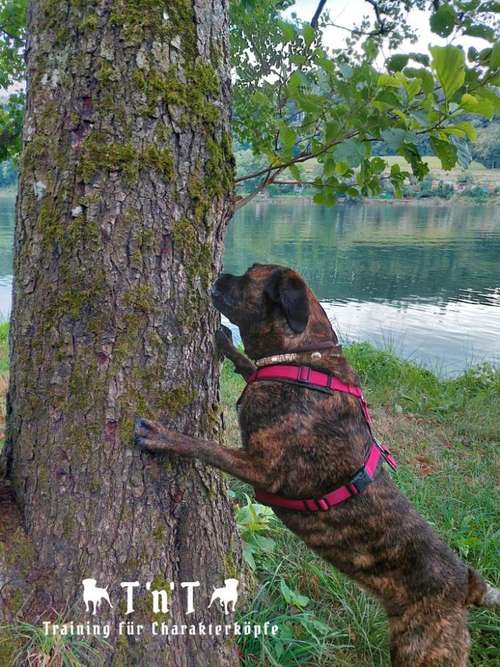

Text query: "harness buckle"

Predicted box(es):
[349, 467, 373, 494]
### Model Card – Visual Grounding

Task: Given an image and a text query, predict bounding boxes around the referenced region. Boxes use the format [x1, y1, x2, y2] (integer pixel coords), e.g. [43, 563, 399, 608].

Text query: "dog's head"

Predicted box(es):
[224, 578, 239, 590]
[211, 264, 336, 359]
[82, 578, 96, 589]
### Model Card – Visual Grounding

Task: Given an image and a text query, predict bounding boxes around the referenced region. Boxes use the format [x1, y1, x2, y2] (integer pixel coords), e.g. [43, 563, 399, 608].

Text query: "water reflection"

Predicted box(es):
[0, 195, 499, 375]
[223, 200, 500, 375]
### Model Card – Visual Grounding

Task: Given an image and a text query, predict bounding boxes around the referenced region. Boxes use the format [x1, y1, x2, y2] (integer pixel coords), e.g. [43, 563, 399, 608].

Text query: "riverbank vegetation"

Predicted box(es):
[235, 147, 500, 203]
[221, 346, 499, 666]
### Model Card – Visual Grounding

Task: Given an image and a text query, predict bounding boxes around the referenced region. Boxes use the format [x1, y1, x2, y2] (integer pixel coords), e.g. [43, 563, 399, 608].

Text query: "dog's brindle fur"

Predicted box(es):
[135, 264, 494, 666]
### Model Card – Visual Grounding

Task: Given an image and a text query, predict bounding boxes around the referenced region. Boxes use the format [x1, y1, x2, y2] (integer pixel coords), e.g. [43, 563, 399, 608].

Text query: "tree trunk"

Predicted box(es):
[2, 1, 239, 665]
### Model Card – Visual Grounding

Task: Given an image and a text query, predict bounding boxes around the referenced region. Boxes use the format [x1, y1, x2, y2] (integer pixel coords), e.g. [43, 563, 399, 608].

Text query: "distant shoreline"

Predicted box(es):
[1, 186, 497, 207]
[246, 194, 498, 207]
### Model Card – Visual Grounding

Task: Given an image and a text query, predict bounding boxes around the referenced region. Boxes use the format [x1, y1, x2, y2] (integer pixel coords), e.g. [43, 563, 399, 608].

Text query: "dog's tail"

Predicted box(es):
[466, 568, 500, 608]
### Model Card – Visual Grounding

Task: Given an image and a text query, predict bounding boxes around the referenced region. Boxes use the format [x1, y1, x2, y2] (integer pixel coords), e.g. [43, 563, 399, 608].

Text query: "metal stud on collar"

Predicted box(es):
[256, 350, 326, 368]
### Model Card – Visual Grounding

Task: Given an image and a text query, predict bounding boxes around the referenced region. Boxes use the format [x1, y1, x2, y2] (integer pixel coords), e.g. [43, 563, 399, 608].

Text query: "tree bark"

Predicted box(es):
[1, 1, 239, 665]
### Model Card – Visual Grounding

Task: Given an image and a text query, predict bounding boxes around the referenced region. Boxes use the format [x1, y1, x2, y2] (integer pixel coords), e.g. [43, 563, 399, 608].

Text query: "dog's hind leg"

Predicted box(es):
[389, 606, 470, 667]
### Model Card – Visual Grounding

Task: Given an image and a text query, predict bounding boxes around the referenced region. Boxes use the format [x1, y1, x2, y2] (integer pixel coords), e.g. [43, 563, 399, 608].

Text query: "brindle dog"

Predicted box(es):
[135, 264, 498, 666]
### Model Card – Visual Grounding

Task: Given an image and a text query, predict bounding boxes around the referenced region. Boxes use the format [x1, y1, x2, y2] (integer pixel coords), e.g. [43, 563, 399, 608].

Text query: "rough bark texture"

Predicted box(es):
[1, 1, 240, 665]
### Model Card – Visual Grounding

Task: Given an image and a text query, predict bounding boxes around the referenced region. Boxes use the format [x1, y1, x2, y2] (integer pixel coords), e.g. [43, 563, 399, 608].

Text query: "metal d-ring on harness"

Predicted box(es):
[238, 364, 398, 512]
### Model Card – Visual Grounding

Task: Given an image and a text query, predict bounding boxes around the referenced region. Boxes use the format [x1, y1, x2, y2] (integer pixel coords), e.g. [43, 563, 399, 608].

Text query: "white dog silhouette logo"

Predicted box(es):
[82, 578, 113, 615]
[208, 578, 239, 615]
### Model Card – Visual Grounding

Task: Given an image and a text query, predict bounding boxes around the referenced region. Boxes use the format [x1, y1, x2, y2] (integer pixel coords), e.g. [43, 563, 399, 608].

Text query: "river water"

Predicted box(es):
[0, 194, 499, 376]
[224, 199, 500, 376]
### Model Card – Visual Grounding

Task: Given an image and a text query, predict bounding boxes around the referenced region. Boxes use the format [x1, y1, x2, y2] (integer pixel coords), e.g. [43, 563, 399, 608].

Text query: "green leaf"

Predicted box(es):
[338, 63, 353, 79]
[387, 54, 409, 72]
[429, 136, 458, 170]
[289, 163, 301, 181]
[443, 121, 477, 141]
[334, 138, 365, 167]
[460, 93, 494, 118]
[378, 73, 401, 88]
[381, 128, 408, 151]
[286, 71, 305, 97]
[468, 46, 479, 62]
[251, 91, 271, 107]
[252, 534, 276, 551]
[408, 52, 430, 67]
[450, 135, 472, 170]
[279, 123, 296, 150]
[242, 542, 256, 570]
[430, 46, 465, 99]
[303, 24, 315, 48]
[279, 20, 296, 43]
[374, 89, 401, 107]
[325, 122, 339, 143]
[289, 54, 306, 65]
[403, 67, 435, 95]
[280, 580, 310, 609]
[313, 190, 336, 207]
[491, 42, 500, 69]
[296, 93, 322, 113]
[464, 24, 496, 42]
[399, 143, 429, 180]
[430, 4, 456, 37]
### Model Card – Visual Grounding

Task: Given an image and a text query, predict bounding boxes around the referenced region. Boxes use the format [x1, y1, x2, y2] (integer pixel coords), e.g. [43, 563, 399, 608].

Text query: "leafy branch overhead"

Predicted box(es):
[231, 0, 499, 207]
[0, 0, 499, 206]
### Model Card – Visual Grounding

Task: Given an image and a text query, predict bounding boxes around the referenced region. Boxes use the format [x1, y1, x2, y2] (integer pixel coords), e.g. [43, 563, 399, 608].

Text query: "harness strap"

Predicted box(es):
[255, 441, 392, 511]
[243, 364, 397, 512]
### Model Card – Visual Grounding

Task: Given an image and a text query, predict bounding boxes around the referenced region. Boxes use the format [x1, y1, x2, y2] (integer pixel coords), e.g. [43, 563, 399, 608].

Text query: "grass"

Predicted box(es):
[0, 618, 110, 666]
[0, 331, 497, 665]
[222, 346, 500, 666]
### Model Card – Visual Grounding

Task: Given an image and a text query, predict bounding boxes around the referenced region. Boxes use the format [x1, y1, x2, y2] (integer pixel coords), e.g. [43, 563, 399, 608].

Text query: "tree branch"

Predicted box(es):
[235, 132, 360, 184]
[311, 0, 328, 29]
[323, 21, 387, 37]
[234, 166, 286, 210]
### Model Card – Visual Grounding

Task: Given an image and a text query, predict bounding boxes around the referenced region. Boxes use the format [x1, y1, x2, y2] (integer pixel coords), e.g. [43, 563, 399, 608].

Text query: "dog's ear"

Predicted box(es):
[265, 269, 309, 334]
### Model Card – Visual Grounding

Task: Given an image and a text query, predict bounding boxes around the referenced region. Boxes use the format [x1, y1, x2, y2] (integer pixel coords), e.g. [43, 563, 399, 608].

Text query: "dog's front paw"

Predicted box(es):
[134, 418, 193, 456]
[215, 325, 234, 356]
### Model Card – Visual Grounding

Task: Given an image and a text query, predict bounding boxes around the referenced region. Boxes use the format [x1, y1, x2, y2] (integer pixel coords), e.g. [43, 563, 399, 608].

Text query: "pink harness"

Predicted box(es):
[241, 364, 397, 512]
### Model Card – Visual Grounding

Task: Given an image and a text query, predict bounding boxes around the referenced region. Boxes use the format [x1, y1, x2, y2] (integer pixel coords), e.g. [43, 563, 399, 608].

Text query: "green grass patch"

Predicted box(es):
[346, 342, 500, 440]
[0, 321, 9, 374]
[0, 619, 110, 666]
[221, 344, 499, 666]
